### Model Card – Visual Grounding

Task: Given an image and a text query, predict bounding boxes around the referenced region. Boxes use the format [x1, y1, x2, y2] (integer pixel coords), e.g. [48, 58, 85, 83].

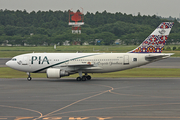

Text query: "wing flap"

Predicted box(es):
[60, 63, 103, 70]
[60, 63, 94, 67]
[81, 67, 102, 70]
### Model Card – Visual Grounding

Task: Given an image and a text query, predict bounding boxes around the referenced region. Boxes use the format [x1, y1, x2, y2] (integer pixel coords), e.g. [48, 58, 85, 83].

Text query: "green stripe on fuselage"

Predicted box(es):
[32, 54, 100, 73]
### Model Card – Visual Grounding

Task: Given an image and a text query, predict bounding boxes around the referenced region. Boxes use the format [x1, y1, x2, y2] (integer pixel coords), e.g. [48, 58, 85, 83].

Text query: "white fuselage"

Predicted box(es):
[6, 52, 162, 74]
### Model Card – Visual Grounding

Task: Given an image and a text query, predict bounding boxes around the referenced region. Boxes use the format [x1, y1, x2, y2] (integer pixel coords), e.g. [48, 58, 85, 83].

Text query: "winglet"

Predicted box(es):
[129, 22, 174, 53]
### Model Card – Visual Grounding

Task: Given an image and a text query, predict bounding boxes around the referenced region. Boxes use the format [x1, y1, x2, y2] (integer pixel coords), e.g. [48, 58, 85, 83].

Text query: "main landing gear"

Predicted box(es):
[27, 72, 32, 81]
[76, 75, 91, 81]
[76, 71, 91, 81]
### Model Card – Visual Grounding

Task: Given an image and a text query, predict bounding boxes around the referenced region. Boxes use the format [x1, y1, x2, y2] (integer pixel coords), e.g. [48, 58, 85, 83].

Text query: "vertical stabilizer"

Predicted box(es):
[130, 22, 174, 53]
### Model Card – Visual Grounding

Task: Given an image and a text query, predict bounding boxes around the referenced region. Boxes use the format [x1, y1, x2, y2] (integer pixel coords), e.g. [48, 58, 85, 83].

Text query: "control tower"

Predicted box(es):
[69, 8, 84, 34]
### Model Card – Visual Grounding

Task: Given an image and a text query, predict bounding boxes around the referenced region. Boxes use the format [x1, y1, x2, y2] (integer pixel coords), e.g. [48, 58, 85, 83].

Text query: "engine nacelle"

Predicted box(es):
[46, 68, 69, 78]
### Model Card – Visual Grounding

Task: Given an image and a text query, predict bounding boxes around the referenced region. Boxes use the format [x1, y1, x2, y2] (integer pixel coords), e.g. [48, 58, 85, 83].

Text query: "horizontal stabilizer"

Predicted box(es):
[145, 53, 174, 61]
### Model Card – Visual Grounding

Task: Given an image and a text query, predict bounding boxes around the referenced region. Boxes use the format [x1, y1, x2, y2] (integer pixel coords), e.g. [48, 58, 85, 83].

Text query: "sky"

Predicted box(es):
[0, 0, 180, 18]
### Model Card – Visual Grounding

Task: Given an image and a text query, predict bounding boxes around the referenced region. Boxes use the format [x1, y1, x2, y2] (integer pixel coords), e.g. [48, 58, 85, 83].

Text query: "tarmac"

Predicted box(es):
[0, 58, 10, 67]
[0, 78, 180, 120]
[0, 57, 180, 120]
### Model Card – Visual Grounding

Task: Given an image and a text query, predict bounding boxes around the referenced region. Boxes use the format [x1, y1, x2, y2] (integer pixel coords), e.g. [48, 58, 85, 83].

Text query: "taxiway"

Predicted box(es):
[0, 78, 180, 120]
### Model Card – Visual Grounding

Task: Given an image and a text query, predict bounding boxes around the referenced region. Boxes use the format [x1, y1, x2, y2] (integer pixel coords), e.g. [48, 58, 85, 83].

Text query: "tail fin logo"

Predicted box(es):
[159, 29, 166, 35]
[129, 22, 174, 53]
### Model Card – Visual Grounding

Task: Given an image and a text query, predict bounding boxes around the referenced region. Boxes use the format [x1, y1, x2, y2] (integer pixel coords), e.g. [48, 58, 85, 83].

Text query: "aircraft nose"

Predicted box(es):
[6, 58, 22, 71]
[6, 61, 11, 67]
[6, 60, 15, 68]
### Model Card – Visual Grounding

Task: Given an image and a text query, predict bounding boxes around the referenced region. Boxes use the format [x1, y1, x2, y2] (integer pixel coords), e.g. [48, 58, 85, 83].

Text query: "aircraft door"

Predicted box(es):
[124, 55, 129, 65]
[22, 56, 29, 65]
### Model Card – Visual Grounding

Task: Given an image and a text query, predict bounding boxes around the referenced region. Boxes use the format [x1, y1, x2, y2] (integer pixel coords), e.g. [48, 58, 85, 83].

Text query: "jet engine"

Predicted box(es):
[46, 68, 69, 78]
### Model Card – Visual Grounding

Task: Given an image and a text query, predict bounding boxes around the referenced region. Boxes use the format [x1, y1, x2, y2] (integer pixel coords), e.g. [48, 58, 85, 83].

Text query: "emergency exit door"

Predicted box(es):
[124, 55, 129, 65]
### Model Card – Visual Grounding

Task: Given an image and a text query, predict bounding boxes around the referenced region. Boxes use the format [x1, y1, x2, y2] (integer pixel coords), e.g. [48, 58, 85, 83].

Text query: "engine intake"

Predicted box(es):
[46, 68, 69, 78]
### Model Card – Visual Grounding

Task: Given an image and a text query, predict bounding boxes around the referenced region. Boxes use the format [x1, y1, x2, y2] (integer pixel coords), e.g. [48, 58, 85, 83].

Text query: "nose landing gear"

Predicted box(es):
[27, 77, 32, 81]
[27, 72, 32, 81]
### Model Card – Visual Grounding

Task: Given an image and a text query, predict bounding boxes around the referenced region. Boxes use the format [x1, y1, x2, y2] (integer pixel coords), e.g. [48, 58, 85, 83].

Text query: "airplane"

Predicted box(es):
[6, 22, 174, 81]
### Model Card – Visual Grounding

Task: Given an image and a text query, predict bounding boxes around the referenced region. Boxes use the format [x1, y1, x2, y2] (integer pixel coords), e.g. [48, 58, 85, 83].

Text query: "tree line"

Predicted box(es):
[0, 9, 180, 46]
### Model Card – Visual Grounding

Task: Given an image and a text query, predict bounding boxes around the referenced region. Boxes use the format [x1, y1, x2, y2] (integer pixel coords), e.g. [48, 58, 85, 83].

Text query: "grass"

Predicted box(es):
[1, 67, 180, 78]
[1, 45, 180, 57]
[0, 45, 134, 57]
[0, 45, 135, 52]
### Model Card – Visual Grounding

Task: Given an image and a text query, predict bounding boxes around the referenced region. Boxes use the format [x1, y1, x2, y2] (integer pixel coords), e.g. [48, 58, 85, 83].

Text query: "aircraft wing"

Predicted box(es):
[60, 63, 94, 67]
[59, 63, 102, 70]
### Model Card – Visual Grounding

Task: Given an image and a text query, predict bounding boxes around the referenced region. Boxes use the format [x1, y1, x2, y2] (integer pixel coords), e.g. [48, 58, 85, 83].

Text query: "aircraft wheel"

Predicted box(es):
[82, 76, 87, 81]
[86, 75, 91, 80]
[76, 77, 81, 81]
[27, 77, 32, 81]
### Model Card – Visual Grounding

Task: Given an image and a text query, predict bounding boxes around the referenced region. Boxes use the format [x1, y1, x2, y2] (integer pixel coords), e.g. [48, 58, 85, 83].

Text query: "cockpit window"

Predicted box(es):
[11, 58, 17, 61]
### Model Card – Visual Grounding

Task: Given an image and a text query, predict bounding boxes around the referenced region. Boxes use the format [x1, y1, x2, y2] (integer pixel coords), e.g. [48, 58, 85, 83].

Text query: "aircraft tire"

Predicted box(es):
[27, 77, 32, 81]
[76, 77, 81, 81]
[82, 76, 87, 81]
[86, 75, 91, 80]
